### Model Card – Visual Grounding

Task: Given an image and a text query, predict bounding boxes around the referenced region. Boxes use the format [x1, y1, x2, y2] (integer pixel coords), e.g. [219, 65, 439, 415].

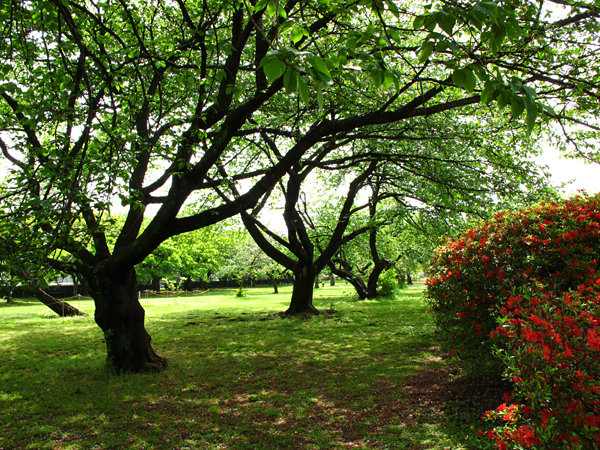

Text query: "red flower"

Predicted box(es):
[587, 328, 600, 352]
[584, 415, 600, 428]
[516, 426, 540, 446]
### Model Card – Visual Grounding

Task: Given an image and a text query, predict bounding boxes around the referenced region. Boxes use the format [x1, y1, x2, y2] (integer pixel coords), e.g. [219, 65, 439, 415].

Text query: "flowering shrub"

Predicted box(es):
[425, 194, 600, 448]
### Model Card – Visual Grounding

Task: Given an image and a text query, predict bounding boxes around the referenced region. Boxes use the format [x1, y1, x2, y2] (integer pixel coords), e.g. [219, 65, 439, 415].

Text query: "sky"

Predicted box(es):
[536, 146, 600, 195]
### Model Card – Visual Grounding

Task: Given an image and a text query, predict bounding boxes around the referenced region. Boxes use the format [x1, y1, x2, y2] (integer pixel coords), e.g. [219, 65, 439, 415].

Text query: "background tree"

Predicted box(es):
[230, 161, 379, 314]
[1, 0, 598, 372]
[0, 218, 88, 316]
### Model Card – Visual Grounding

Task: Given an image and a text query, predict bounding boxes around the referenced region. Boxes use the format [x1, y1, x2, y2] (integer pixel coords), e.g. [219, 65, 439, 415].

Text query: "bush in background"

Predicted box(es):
[426, 194, 600, 448]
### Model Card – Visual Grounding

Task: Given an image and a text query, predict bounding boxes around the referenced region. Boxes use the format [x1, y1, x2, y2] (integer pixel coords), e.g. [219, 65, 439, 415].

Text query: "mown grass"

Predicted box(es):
[0, 283, 498, 449]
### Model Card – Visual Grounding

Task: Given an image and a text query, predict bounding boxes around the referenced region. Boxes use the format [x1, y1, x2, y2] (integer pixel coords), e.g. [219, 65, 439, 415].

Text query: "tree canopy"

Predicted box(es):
[0, 0, 598, 372]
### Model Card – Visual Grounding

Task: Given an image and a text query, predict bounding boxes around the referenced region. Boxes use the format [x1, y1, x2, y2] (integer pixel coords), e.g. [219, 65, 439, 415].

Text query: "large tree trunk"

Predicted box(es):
[89, 267, 167, 374]
[329, 269, 335, 286]
[366, 259, 391, 299]
[285, 263, 319, 315]
[31, 286, 88, 317]
[183, 276, 193, 291]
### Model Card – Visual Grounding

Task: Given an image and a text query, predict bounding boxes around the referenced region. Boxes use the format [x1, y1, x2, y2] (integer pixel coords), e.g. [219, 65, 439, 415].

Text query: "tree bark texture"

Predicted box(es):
[32, 286, 88, 317]
[285, 263, 319, 316]
[89, 267, 167, 374]
[366, 260, 391, 298]
[329, 261, 369, 300]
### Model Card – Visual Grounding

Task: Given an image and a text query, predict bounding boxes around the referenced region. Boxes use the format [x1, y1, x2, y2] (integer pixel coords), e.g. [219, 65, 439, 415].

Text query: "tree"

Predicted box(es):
[328, 178, 398, 300]
[237, 162, 379, 314]
[0, 222, 88, 316]
[1, 0, 598, 372]
[135, 222, 233, 291]
[215, 229, 286, 293]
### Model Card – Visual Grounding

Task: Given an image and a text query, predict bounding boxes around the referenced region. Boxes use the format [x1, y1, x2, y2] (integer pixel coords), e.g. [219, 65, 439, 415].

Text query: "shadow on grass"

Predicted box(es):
[0, 284, 505, 449]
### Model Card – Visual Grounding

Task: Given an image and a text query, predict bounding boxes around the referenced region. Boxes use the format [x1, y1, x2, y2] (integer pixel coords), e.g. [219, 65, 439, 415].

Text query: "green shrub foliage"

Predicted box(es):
[426, 194, 600, 449]
[379, 269, 400, 298]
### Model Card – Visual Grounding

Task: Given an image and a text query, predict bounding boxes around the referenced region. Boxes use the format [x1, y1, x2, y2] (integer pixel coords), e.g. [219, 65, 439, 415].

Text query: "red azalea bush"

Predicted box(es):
[425, 194, 600, 449]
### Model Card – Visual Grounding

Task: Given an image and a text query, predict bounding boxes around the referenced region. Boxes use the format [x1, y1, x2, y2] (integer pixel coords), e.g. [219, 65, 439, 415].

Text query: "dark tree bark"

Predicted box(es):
[407, 272, 413, 284]
[329, 269, 335, 286]
[329, 260, 369, 299]
[365, 181, 393, 298]
[237, 163, 378, 316]
[151, 276, 161, 292]
[329, 179, 394, 299]
[89, 267, 166, 374]
[397, 272, 406, 287]
[270, 274, 279, 293]
[286, 262, 319, 315]
[31, 286, 88, 317]
[71, 273, 79, 296]
[314, 274, 320, 289]
[183, 276, 193, 291]
[80, 277, 89, 296]
[365, 257, 392, 298]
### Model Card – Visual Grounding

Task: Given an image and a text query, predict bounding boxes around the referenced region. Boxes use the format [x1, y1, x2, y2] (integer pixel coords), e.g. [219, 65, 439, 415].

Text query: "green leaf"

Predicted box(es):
[497, 89, 510, 108]
[511, 95, 525, 119]
[481, 81, 500, 104]
[255, 0, 269, 11]
[388, 30, 401, 44]
[452, 68, 466, 89]
[307, 56, 331, 82]
[468, 63, 489, 82]
[291, 27, 304, 44]
[383, 70, 394, 90]
[435, 41, 449, 52]
[262, 58, 287, 81]
[467, 9, 485, 30]
[426, 15, 437, 31]
[384, 0, 400, 17]
[419, 41, 435, 63]
[464, 68, 476, 92]
[413, 15, 426, 29]
[522, 85, 537, 101]
[509, 78, 523, 94]
[317, 81, 324, 110]
[438, 11, 456, 35]
[507, 15, 522, 39]
[540, 103, 557, 117]
[525, 99, 538, 135]
[297, 76, 309, 107]
[283, 68, 298, 93]
[371, 68, 384, 87]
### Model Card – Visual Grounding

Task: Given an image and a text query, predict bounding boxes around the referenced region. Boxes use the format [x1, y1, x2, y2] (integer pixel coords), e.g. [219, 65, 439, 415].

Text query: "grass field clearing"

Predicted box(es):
[0, 283, 501, 449]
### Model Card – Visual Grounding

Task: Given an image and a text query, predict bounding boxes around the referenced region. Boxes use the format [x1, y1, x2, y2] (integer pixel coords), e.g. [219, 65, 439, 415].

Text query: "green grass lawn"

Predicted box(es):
[0, 283, 500, 449]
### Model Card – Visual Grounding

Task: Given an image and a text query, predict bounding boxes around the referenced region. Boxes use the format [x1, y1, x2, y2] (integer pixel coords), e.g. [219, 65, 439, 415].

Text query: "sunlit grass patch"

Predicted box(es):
[0, 282, 494, 449]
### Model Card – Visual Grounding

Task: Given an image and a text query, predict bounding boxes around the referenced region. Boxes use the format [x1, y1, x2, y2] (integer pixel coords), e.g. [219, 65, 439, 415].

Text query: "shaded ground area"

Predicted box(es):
[0, 285, 509, 449]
